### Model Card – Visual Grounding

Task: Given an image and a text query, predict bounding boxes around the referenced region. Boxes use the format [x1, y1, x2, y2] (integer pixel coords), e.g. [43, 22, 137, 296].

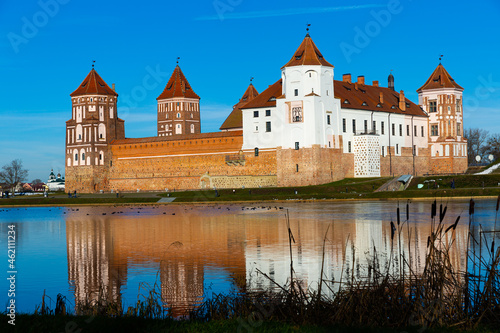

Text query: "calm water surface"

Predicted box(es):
[0, 199, 498, 315]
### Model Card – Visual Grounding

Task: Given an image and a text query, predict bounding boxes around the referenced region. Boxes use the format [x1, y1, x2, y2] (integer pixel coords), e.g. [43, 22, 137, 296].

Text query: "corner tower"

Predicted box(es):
[157, 65, 200, 137]
[66, 68, 125, 193]
[417, 63, 467, 173]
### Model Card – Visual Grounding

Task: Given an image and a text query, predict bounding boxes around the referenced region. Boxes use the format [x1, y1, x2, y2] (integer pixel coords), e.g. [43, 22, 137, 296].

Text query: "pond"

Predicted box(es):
[0, 199, 498, 316]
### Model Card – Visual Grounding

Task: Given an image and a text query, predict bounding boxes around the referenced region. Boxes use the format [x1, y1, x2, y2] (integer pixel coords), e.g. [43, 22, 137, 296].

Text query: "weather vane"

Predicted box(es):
[92, 60, 95, 68]
[176, 57, 180, 64]
[250, 77, 254, 83]
[306, 23, 311, 34]
[439, 54, 443, 63]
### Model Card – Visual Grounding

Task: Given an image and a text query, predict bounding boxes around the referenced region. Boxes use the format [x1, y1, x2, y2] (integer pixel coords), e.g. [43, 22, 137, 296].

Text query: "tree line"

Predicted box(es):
[464, 128, 500, 165]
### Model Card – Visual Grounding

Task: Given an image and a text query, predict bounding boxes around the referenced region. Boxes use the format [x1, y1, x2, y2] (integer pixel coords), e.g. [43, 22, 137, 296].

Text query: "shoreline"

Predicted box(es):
[0, 195, 497, 208]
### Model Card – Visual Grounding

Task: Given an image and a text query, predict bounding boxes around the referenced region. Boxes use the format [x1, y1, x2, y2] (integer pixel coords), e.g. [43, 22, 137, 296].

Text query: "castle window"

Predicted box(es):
[376, 103, 382, 108]
[294, 89, 298, 96]
[414, 125, 417, 137]
[407, 125, 410, 136]
[292, 107, 302, 122]
[190, 124, 195, 133]
[364, 120, 368, 133]
[296, 164, 299, 172]
[381, 121, 385, 135]
[343, 99, 350, 104]
[457, 123, 461, 135]
[431, 125, 438, 136]
[327, 115, 331, 125]
[399, 124, 402, 136]
[352, 119, 356, 134]
[362, 101, 368, 106]
[392, 123, 395, 136]
[456, 99, 461, 112]
[381, 146, 385, 157]
[421, 126, 424, 137]
[429, 100, 437, 112]
[373, 121, 376, 132]
[190, 113, 193, 119]
[177, 113, 181, 118]
[82, 153, 85, 161]
[254, 111, 259, 117]
[342, 118, 346, 133]
[176, 124, 182, 134]
[396, 144, 399, 154]
[266, 109, 271, 116]
[255, 147, 259, 156]
[266, 121, 271, 132]
[295, 142, 299, 150]
[348, 141, 351, 153]
[75, 153, 78, 161]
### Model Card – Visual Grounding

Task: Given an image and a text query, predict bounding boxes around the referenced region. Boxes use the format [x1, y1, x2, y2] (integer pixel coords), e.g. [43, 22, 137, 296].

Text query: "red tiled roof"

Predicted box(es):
[70, 69, 118, 97]
[241, 78, 426, 117]
[240, 79, 282, 109]
[334, 81, 426, 116]
[282, 34, 333, 68]
[220, 84, 259, 130]
[157, 65, 200, 100]
[417, 64, 463, 92]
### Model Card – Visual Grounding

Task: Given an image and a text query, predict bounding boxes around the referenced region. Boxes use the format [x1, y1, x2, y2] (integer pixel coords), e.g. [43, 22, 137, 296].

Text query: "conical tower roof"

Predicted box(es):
[220, 83, 259, 130]
[417, 63, 463, 92]
[70, 69, 118, 97]
[157, 65, 200, 100]
[282, 34, 333, 68]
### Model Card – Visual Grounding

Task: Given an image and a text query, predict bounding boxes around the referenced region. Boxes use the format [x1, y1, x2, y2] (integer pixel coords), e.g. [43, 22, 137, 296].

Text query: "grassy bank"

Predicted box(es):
[1, 174, 499, 206]
[2, 315, 496, 333]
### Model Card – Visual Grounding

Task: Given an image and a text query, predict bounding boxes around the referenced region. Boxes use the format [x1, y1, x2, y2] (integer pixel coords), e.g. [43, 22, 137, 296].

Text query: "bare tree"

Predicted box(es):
[464, 128, 489, 165]
[485, 133, 500, 162]
[31, 178, 43, 184]
[0, 159, 29, 191]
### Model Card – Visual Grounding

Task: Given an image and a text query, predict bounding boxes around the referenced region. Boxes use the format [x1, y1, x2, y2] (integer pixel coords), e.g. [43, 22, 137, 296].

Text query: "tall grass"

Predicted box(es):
[35, 197, 500, 330]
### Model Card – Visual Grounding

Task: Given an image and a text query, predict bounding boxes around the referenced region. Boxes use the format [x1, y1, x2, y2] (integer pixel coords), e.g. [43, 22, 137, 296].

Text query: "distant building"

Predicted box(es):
[47, 170, 65, 191]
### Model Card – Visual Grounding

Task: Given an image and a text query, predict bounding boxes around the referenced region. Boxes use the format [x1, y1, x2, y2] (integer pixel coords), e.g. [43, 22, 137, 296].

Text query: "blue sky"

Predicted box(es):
[1, 0, 499, 182]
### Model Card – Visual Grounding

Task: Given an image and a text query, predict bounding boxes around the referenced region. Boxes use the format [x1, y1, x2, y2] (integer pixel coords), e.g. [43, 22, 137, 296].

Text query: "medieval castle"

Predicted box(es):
[65, 34, 467, 193]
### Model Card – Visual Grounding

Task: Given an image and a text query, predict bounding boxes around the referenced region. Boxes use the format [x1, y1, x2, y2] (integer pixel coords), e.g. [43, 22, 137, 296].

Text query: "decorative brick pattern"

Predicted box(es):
[353, 135, 380, 177]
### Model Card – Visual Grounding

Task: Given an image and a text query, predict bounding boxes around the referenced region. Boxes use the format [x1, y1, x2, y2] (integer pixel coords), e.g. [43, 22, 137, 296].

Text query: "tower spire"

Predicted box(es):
[176, 57, 180, 65]
[306, 23, 311, 37]
[92, 60, 95, 69]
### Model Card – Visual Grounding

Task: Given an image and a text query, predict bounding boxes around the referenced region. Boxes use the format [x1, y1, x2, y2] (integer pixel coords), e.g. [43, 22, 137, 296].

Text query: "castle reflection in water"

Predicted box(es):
[65, 202, 469, 316]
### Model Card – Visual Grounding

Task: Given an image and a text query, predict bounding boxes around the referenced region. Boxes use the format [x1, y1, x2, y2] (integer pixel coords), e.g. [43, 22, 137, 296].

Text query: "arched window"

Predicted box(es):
[74, 153, 78, 161]
[99, 151, 104, 165]
[67, 158, 71, 166]
[177, 113, 181, 118]
[176, 124, 182, 134]
[98, 124, 106, 140]
[76, 124, 82, 141]
[80, 149, 86, 165]
[190, 113, 193, 119]
[190, 124, 195, 133]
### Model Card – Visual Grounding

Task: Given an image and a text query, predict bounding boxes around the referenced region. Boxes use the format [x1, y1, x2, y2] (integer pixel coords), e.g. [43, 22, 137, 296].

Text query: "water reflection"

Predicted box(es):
[62, 201, 488, 315]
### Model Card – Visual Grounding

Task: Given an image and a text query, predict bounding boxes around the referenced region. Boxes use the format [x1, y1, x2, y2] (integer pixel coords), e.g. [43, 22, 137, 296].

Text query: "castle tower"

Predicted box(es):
[157, 65, 200, 137]
[66, 68, 125, 192]
[278, 33, 337, 149]
[220, 82, 259, 131]
[417, 63, 467, 173]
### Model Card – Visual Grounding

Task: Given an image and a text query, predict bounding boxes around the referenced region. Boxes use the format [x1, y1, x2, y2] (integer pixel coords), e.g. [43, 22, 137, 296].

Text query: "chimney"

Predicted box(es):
[357, 75, 365, 85]
[342, 73, 351, 83]
[399, 90, 406, 111]
[354, 82, 358, 90]
[112, 83, 115, 91]
[379, 92, 384, 104]
[372, 80, 379, 87]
